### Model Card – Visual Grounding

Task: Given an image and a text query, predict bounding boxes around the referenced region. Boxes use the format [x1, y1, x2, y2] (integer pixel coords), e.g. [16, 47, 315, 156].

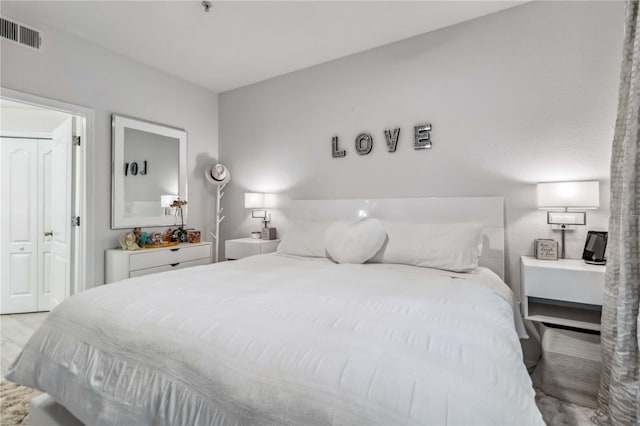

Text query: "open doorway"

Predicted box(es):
[0, 91, 90, 314]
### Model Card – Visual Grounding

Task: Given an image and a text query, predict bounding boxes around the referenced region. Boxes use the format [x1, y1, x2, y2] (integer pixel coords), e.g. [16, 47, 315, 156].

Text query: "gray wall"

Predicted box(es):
[220, 1, 623, 300]
[1, 19, 219, 286]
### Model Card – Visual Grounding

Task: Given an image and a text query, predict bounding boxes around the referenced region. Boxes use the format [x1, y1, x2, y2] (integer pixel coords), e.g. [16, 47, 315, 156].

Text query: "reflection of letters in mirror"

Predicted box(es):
[112, 114, 187, 229]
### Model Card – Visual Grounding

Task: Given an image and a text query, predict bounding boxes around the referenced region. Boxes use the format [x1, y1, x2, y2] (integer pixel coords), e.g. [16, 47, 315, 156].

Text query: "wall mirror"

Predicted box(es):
[111, 114, 187, 229]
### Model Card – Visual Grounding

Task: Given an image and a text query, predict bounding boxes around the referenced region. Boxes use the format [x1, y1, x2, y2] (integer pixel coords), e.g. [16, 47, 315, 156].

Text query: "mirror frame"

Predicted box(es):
[111, 114, 188, 229]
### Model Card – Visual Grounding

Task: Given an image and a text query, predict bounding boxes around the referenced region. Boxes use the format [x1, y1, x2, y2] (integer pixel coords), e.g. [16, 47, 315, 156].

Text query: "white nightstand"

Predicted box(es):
[521, 256, 606, 331]
[225, 238, 280, 260]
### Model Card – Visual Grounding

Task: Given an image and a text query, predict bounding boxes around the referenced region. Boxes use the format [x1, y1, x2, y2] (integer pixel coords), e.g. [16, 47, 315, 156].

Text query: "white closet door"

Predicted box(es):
[38, 140, 52, 311]
[50, 118, 72, 309]
[0, 138, 39, 314]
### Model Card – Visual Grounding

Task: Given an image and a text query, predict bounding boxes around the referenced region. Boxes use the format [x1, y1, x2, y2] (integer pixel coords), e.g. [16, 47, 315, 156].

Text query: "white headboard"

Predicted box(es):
[288, 197, 505, 280]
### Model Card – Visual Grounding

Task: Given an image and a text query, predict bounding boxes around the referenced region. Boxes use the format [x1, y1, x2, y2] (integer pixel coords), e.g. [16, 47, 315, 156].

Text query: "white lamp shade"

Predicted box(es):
[245, 193, 276, 209]
[263, 193, 276, 208]
[161, 194, 178, 208]
[537, 181, 599, 209]
[245, 193, 265, 209]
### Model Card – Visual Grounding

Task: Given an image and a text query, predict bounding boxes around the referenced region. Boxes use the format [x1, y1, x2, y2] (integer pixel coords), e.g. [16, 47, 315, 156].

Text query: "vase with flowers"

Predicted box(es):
[170, 199, 188, 242]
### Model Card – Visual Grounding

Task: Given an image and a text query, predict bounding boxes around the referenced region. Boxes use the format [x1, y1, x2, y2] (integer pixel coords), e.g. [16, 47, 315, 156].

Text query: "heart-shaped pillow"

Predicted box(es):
[324, 218, 387, 264]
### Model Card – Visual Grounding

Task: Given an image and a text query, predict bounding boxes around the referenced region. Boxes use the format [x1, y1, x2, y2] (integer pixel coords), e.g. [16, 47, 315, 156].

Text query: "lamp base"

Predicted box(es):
[261, 227, 277, 240]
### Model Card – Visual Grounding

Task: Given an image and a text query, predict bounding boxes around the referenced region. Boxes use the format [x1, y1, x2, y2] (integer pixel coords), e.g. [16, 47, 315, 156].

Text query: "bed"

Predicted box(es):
[6, 197, 544, 425]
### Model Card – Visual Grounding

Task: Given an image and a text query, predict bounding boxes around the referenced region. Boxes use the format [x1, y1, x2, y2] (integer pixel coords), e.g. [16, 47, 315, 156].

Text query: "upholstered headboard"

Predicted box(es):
[288, 197, 505, 280]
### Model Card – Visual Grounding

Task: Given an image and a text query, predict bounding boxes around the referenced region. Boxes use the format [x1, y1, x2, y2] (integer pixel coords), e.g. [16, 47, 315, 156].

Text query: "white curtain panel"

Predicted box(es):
[597, 1, 640, 425]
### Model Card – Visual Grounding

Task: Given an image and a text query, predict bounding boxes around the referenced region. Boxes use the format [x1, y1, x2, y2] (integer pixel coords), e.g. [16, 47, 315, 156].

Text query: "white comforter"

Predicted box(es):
[7, 254, 543, 425]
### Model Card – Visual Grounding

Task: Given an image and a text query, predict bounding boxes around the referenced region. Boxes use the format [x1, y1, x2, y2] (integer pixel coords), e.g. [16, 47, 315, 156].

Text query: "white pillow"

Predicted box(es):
[375, 222, 483, 272]
[277, 221, 330, 258]
[324, 219, 387, 264]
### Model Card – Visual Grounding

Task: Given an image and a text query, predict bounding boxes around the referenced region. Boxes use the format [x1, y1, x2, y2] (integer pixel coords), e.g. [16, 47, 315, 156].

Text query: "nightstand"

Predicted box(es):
[521, 256, 606, 331]
[225, 238, 280, 260]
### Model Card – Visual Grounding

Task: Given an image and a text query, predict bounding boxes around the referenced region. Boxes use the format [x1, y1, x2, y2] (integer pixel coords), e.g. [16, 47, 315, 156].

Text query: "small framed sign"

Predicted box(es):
[535, 239, 558, 260]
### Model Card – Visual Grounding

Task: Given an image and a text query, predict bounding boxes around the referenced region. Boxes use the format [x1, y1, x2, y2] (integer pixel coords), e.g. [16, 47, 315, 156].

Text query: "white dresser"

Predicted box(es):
[105, 242, 212, 283]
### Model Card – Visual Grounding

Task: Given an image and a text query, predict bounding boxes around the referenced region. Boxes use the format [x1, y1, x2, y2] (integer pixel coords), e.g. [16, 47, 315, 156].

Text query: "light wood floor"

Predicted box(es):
[1, 312, 48, 377]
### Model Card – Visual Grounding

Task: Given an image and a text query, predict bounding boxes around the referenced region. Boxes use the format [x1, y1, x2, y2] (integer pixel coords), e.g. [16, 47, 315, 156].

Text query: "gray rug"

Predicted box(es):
[536, 388, 596, 425]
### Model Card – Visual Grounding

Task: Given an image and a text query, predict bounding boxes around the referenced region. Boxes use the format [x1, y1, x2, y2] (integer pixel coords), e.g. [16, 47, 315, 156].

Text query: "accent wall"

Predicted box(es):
[219, 1, 623, 301]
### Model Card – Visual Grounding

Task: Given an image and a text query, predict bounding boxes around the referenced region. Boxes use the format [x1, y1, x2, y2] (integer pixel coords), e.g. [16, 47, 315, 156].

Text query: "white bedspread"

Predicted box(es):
[7, 254, 543, 425]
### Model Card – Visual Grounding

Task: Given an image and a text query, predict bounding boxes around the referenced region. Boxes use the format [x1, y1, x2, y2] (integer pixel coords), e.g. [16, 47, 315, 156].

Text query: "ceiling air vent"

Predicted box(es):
[0, 17, 41, 50]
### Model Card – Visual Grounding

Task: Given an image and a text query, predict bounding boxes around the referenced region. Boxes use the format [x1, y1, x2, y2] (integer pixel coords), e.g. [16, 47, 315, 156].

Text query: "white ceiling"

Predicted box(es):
[1, 1, 526, 93]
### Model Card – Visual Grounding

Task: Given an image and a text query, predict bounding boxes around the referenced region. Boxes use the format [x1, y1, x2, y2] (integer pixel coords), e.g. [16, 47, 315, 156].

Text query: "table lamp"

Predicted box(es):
[245, 193, 275, 228]
[537, 180, 599, 259]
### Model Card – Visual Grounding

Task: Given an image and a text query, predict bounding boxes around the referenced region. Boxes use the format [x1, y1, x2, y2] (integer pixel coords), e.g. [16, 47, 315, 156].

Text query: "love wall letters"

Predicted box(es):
[332, 123, 432, 158]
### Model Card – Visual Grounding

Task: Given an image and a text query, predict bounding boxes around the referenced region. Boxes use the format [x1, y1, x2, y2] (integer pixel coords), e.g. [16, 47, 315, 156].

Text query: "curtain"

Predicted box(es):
[597, 1, 640, 425]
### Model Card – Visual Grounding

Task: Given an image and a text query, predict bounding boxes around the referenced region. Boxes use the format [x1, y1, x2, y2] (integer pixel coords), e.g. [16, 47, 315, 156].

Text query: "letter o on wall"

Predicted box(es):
[355, 133, 373, 155]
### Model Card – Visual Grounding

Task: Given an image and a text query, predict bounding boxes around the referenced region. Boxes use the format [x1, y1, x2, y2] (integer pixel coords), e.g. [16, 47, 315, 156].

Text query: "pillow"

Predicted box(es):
[277, 221, 330, 258]
[324, 219, 387, 264]
[374, 222, 483, 272]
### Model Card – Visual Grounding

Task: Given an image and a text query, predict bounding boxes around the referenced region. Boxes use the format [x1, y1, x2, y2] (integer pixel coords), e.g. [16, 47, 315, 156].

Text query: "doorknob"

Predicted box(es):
[44, 231, 53, 237]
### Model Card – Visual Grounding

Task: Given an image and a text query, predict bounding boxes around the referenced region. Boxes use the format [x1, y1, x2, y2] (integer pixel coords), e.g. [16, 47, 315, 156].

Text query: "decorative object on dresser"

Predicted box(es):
[128, 225, 203, 249]
[521, 255, 605, 331]
[534, 239, 558, 260]
[204, 163, 231, 263]
[105, 242, 212, 283]
[119, 232, 141, 251]
[170, 198, 188, 241]
[536, 180, 599, 259]
[245, 192, 277, 239]
[111, 114, 187, 229]
[582, 231, 607, 265]
[225, 238, 280, 260]
[187, 230, 201, 243]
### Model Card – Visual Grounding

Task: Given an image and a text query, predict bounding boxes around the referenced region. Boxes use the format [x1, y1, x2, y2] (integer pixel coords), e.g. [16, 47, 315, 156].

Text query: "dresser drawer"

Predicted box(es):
[105, 242, 213, 283]
[129, 244, 211, 271]
[130, 258, 210, 278]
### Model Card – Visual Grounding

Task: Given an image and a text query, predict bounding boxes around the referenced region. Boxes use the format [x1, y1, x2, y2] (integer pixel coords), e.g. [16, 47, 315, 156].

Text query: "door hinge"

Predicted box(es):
[71, 216, 80, 227]
[72, 136, 81, 146]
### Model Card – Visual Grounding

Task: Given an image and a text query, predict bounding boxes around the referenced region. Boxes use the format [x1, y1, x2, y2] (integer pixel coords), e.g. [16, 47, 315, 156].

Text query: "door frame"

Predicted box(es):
[1, 87, 94, 295]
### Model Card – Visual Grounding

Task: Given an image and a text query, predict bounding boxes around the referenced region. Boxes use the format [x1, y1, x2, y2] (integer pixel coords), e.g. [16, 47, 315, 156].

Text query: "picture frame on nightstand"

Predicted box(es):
[535, 239, 558, 260]
[582, 231, 607, 265]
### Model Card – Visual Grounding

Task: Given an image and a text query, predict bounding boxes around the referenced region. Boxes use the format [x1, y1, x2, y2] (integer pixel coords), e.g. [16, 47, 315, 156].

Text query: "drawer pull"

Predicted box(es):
[170, 263, 180, 267]
[170, 248, 180, 252]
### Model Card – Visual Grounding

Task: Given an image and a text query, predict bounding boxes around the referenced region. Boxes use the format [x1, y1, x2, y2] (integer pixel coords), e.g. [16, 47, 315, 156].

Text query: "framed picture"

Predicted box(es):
[582, 231, 607, 265]
[187, 230, 201, 244]
[535, 239, 558, 260]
